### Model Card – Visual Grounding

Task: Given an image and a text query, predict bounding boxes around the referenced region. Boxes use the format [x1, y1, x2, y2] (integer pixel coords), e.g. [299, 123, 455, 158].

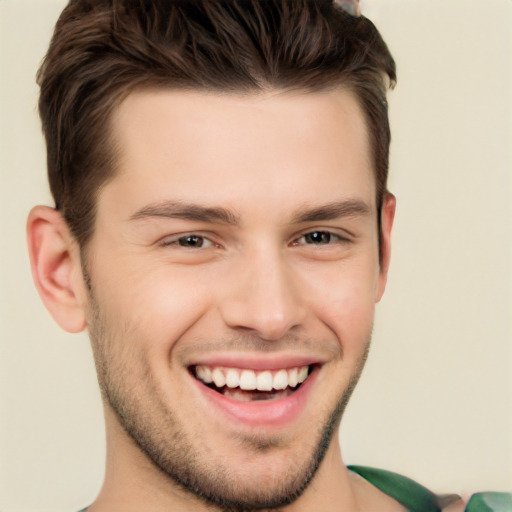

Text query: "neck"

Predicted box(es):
[88, 408, 364, 512]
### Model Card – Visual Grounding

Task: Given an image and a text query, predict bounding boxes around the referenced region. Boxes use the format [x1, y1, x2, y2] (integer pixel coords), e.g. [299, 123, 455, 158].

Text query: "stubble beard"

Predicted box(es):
[87, 292, 371, 512]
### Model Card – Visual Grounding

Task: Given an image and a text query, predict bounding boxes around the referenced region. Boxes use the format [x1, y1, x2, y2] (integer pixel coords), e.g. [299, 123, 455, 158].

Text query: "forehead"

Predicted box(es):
[103, 87, 375, 218]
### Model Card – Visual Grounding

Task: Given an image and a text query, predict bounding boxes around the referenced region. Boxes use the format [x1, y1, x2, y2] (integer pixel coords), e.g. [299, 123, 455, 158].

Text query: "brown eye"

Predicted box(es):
[303, 231, 333, 245]
[160, 233, 216, 249]
[178, 235, 207, 248]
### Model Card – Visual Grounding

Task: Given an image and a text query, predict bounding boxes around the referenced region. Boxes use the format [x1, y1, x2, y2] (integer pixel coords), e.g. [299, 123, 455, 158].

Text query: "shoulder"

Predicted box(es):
[464, 492, 512, 512]
[348, 465, 512, 512]
[447, 493, 512, 512]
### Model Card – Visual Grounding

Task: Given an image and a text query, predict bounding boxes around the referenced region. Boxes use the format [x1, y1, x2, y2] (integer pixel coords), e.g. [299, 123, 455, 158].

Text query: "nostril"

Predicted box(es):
[218, 265, 306, 341]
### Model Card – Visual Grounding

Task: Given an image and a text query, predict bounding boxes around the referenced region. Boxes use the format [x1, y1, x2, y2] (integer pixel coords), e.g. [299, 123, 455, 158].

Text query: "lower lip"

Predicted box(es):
[191, 369, 319, 428]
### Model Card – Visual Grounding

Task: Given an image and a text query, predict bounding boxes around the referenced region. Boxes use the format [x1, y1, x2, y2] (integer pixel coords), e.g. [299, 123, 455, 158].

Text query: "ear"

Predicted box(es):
[27, 206, 87, 333]
[375, 193, 396, 302]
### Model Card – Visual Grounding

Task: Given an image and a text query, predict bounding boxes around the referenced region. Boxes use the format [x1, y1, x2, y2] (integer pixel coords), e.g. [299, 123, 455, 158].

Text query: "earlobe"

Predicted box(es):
[27, 206, 87, 333]
[376, 193, 396, 302]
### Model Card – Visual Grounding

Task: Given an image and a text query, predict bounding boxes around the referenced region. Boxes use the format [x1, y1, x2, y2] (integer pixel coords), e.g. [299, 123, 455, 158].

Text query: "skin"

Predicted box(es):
[28, 87, 401, 511]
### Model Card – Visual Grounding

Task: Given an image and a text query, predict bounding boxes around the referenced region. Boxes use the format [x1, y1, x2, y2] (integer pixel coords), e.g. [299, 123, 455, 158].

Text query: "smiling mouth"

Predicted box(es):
[191, 365, 314, 402]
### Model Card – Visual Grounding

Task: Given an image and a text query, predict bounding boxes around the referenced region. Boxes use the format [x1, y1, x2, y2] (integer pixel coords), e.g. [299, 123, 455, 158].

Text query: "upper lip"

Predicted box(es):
[187, 352, 325, 371]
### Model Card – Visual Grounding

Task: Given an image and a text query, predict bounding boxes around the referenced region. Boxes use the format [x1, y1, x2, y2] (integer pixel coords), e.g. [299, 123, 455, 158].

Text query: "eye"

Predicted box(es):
[297, 231, 343, 246]
[162, 234, 215, 249]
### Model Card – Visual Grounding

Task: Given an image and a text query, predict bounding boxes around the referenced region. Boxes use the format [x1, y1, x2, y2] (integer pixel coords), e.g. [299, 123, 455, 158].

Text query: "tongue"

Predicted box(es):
[222, 387, 294, 402]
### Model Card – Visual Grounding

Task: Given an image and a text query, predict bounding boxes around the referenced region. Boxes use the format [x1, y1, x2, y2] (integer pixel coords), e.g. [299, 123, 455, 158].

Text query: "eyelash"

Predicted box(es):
[160, 234, 216, 249]
[160, 230, 350, 249]
[293, 231, 348, 246]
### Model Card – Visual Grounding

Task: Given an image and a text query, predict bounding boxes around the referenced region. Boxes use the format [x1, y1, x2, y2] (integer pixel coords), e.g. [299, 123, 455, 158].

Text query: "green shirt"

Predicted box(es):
[348, 465, 512, 512]
[77, 465, 512, 512]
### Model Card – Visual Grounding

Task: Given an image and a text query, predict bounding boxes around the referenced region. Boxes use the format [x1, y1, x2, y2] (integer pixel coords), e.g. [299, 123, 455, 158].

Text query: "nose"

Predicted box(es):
[218, 247, 307, 341]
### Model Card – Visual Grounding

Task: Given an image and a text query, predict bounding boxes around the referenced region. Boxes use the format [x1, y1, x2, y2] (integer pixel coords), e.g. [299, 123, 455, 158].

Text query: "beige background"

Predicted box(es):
[1, 0, 511, 511]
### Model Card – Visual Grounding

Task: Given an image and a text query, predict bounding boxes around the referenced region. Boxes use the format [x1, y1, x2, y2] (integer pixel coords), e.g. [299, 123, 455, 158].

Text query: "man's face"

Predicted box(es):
[84, 88, 391, 509]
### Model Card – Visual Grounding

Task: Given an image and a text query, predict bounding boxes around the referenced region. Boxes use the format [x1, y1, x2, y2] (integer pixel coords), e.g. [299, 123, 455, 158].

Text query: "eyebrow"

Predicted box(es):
[129, 200, 241, 225]
[129, 198, 372, 225]
[290, 199, 372, 223]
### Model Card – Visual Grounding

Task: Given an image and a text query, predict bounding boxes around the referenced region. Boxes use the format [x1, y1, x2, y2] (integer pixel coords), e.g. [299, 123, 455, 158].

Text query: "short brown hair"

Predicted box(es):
[37, 0, 396, 248]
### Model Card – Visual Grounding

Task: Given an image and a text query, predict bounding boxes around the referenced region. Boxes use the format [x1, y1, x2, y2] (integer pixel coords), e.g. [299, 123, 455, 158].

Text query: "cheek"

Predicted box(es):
[91, 255, 215, 352]
[323, 288, 376, 342]
[302, 259, 379, 344]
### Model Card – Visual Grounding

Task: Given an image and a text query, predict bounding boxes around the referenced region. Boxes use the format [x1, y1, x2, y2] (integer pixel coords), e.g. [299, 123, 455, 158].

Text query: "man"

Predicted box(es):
[25, 1, 509, 511]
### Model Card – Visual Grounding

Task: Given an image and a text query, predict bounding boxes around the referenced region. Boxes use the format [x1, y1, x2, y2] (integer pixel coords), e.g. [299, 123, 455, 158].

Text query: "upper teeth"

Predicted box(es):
[195, 365, 309, 391]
